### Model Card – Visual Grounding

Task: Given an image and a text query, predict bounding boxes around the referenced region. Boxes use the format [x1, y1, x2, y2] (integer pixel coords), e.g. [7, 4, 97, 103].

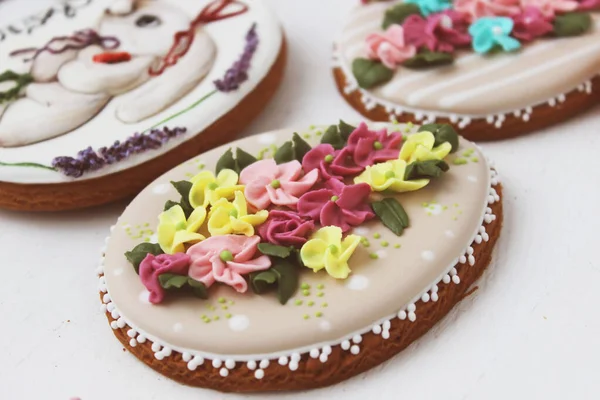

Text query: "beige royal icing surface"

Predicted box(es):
[0, 0, 282, 184]
[336, 2, 600, 116]
[102, 123, 492, 357]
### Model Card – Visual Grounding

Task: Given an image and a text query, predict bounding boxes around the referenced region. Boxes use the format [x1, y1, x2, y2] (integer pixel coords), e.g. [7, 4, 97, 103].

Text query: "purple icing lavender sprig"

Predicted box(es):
[214, 23, 259, 92]
[51, 127, 186, 178]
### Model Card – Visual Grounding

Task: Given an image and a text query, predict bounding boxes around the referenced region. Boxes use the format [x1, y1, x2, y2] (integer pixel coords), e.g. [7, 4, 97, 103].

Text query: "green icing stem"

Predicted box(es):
[146, 90, 217, 132]
[0, 161, 56, 171]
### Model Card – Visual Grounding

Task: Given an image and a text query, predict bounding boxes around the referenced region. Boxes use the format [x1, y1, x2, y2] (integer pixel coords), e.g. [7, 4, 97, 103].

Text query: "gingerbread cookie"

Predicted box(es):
[0, 0, 285, 211]
[98, 120, 502, 392]
[333, 0, 600, 140]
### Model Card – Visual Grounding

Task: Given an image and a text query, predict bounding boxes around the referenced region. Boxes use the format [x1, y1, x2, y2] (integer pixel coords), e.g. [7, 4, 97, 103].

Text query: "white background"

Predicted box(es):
[1, 0, 599, 399]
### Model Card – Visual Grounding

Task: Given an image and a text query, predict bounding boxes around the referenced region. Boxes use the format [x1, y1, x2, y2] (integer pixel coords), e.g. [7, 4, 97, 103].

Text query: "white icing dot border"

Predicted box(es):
[332, 48, 597, 130]
[97, 148, 501, 381]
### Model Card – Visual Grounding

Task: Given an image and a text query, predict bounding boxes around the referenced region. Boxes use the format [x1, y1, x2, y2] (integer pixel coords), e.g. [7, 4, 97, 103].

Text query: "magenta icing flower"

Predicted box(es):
[297, 178, 375, 233]
[239, 159, 319, 210]
[511, 6, 554, 41]
[366, 25, 417, 69]
[454, 0, 521, 22]
[403, 11, 472, 53]
[258, 210, 315, 247]
[139, 253, 191, 304]
[345, 122, 402, 168]
[302, 144, 363, 181]
[187, 235, 271, 293]
[577, 0, 600, 10]
[520, 0, 578, 17]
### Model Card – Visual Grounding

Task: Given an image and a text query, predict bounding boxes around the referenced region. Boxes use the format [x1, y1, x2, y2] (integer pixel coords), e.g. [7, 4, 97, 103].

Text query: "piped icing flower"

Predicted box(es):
[157, 205, 206, 254]
[354, 159, 430, 192]
[139, 253, 190, 304]
[239, 159, 319, 209]
[345, 122, 403, 168]
[187, 235, 271, 293]
[300, 226, 362, 279]
[577, 0, 600, 10]
[207, 191, 268, 236]
[520, 0, 578, 17]
[257, 210, 315, 248]
[454, 0, 521, 22]
[365, 25, 417, 69]
[188, 169, 244, 208]
[398, 131, 452, 163]
[301, 144, 362, 181]
[511, 6, 554, 41]
[297, 178, 375, 233]
[404, 0, 453, 16]
[403, 11, 472, 53]
[468, 17, 521, 54]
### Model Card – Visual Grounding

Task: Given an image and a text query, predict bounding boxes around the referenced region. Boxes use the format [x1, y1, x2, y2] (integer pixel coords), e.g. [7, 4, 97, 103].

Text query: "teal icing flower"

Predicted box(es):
[405, 0, 452, 16]
[468, 17, 521, 54]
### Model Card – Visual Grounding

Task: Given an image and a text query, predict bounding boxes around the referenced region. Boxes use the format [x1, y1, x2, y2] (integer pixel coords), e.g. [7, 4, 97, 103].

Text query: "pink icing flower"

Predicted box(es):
[239, 159, 319, 210]
[366, 25, 417, 69]
[454, 0, 521, 22]
[139, 253, 191, 304]
[577, 0, 600, 10]
[511, 6, 554, 41]
[345, 122, 402, 168]
[301, 144, 362, 181]
[403, 11, 472, 53]
[520, 0, 578, 17]
[258, 210, 315, 247]
[187, 235, 271, 293]
[297, 178, 375, 233]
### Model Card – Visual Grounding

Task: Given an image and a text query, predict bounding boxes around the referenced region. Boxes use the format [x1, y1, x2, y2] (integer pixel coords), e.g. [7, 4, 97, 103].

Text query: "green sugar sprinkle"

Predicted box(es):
[317, 284, 324, 290]
[394, 244, 401, 249]
[472, 157, 479, 162]
[373, 233, 381, 239]
[454, 203, 459, 207]
[317, 292, 324, 297]
[302, 289, 310, 296]
[300, 283, 310, 290]
[443, 206, 448, 210]
[316, 130, 323, 136]
[221, 305, 228, 310]
[422, 202, 429, 207]
[308, 301, 314, 307]
[303, 314, 310, 320]
[427, 212, 432, 216]
[381, 241, 389, 247]
[303, 133, 311, 139]
[463, 148, 474, 157]
[322, 302, 328, 308]
[213, 316, 220, 321]
[453, 158, 468, 165]
[295, 299, 303, 306]
[225, 313, 232, 319]
[315, 312, 323, 318]
[369, 253, 379, 260]
[309, 125, 316, 129]
[218, 297, 226, 304]
[361, 238, 370, 247]
[209, 305, 216, 311]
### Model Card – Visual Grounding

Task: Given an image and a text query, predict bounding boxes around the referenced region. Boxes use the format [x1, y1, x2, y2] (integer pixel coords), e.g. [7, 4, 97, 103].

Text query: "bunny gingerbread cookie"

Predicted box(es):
[333, 0, 600, 140]
[0, 0, 285, 211]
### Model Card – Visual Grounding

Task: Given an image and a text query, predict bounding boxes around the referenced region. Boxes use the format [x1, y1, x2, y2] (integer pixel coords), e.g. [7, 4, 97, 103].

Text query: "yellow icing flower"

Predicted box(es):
[208, 191, 268, 236]
[354, 159, 429, 193]
[300, 226, 362, 279]
[399, 131, 452, 164]
[158, 205, 206, 254]
[188, 169, 244, 208]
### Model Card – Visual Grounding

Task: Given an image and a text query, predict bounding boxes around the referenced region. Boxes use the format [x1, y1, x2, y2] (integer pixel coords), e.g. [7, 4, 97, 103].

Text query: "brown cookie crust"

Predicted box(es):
[333, 67, 600, 142]
[0, 38, 287, 212]
[101, 184, 503, 393]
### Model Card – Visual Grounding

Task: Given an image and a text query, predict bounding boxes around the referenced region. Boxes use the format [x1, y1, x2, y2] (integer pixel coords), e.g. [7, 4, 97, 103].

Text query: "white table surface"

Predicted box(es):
[1, 1, 599, 399]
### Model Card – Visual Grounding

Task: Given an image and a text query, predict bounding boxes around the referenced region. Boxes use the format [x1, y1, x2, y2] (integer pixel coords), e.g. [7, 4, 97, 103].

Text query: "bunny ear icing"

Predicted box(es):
[107, 0, 136, 15]
[195, 0, 250, 24]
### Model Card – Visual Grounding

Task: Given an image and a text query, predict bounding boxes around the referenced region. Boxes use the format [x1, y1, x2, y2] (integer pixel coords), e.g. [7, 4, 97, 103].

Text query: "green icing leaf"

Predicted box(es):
[249, 259, 299, 305]
[216, 147, 257, 174]
[170, 180, 194, 217]
[215, 148, 236, 174]
[352, 58, 394, 89]
[274, 141, 295, 164]
[125, 243, 163, 274]
[274, 133, 313, 164]
[158, 274, 208, 299]
[163, 200, 179, 211]
[0, 70, 33, 104]
[258, 243, 293, 258]
[403, 50, 454, 69]
[404, 160, 449, 180]
[418, 123, 459, 153]
[553, 13, 592, 37]
[371, 198, 410, 236]
[338, 120, 356, 141]
[382, 3, 421, 29]
[235, 147, 258, 171]
[321, 125, 346, 150]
